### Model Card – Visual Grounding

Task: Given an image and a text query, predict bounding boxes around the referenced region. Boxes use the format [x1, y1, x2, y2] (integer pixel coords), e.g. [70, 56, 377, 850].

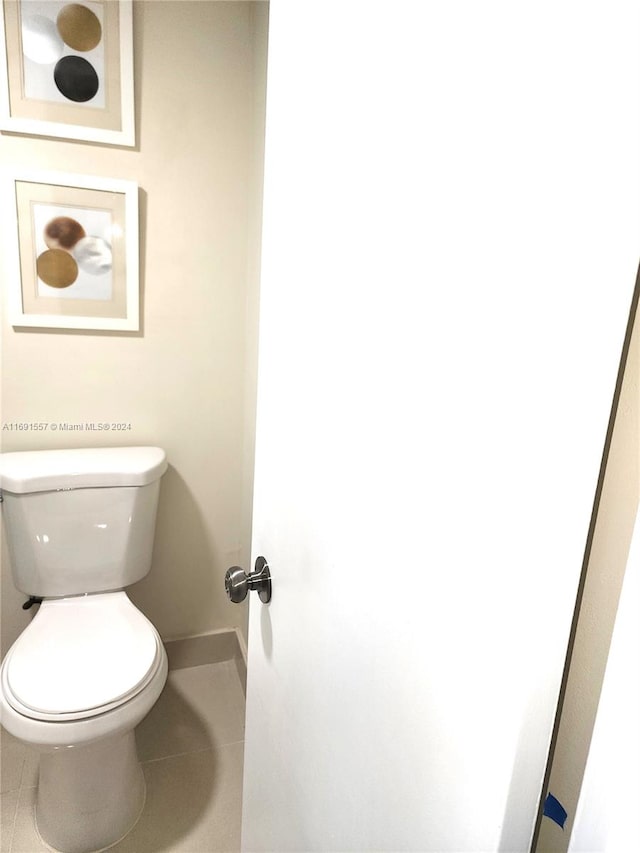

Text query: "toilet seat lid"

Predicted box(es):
[3, 592, 161, 719]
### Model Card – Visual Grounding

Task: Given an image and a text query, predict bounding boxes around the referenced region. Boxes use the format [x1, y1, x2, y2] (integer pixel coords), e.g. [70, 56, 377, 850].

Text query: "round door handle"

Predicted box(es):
[225, 556, 272, 604]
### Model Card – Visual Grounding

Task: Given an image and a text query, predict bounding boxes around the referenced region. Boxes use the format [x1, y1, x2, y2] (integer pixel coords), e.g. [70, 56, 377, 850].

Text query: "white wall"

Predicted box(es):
[0, 1, 267, 654]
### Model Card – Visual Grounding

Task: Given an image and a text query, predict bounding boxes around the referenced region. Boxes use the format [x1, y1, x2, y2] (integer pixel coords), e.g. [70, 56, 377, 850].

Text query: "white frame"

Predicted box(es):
[5, 168, 139, 331]
[0, 0, 134, 146]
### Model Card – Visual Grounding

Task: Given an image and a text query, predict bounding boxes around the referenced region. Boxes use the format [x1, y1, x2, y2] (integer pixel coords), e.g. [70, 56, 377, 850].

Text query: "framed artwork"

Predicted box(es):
[5, 169, 139, 331]
[0, 0, 134, 145]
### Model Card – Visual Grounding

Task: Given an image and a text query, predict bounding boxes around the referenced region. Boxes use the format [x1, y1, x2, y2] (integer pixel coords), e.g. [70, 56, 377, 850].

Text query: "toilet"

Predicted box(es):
[0, 446, 169, 853]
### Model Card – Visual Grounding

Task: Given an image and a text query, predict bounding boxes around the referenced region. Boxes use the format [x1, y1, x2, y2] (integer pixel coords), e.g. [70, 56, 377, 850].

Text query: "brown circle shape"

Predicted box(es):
[56, 4, 102, 52]
[44, 216, 86, 250]
[37, 249, 79, 288]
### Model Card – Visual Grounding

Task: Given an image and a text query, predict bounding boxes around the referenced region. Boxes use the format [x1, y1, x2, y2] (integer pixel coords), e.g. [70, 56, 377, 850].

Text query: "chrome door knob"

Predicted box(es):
[225, 556, 272, 604]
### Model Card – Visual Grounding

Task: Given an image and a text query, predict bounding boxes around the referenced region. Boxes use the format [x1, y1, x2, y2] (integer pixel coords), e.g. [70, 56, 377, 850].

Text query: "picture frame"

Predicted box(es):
[5, 169, 139, 331]
[0, 0, 134, 146]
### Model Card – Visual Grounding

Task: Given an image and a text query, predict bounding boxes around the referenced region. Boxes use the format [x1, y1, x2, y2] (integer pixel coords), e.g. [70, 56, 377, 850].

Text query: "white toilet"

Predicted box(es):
[0, 446, 169, 853]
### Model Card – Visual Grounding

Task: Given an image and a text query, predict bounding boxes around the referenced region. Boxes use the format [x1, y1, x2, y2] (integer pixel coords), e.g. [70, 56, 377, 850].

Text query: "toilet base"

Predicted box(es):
[35, 730, 145, 853]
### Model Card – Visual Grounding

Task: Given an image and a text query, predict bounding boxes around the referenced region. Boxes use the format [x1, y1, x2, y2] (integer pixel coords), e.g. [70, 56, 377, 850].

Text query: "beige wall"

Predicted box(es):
[0, 1, 268, 655]
[534, 277, 640, 850]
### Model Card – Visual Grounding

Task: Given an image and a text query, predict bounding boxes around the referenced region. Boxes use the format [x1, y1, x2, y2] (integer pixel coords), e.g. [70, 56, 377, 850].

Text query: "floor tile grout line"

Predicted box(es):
[0, 750, 26, 801]
[0, 744, 26, 799]
[6, 786, 20, 853]
[141, 739, 245, 766]
[18, 750, 35, 794]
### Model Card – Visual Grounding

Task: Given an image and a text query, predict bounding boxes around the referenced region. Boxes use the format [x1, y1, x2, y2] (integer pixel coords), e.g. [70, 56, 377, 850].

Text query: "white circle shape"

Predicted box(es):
[73, 236, 113, 275]
[21, 14, 64, 64]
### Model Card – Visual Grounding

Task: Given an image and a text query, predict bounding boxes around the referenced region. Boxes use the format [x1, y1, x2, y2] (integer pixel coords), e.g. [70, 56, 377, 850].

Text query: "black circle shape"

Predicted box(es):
[53, 55, 99, 102]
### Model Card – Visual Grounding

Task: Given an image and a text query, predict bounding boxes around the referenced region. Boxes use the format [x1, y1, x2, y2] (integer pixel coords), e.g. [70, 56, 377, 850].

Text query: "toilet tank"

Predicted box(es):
[0, 447, 168, 597]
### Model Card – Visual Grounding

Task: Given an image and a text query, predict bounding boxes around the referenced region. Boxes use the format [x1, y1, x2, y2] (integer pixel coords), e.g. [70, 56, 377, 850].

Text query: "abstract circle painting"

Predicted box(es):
[36, 249, 79, 289]
[21, 14, 64, 64]
[73, 236, 113, 275]
[54, 55, 99, 102]
[20, 3, 103, 105]
[35, 209, 114, 299]
[44, 217, 86, 250]
[56, 4, 102, 52]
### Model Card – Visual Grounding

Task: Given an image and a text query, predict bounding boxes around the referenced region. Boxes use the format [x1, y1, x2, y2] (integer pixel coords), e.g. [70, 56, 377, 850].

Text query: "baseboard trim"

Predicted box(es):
[164, 628, 247, 694]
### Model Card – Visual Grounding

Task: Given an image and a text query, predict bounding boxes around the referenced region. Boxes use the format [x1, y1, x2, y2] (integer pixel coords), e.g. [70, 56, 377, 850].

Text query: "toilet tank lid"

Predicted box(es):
[0, 447, 168, 493]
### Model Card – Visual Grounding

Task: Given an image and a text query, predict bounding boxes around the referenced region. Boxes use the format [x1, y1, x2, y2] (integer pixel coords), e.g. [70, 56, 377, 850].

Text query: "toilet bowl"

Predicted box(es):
[0, 447, 169, 853]
[0, 594, 169, 853]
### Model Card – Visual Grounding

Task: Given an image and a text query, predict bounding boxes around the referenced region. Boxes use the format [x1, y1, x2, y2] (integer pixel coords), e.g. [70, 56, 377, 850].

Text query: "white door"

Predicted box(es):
[241, 2, 640, 851]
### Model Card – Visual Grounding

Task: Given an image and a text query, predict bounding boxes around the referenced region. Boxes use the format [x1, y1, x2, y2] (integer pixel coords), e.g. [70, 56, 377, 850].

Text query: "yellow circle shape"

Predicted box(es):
[56, 4, 102, 52]
[37, 249, 79, 288]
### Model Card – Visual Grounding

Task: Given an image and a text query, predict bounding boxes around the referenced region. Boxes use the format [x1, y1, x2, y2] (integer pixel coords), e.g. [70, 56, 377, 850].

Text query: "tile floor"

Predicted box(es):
[0, 660, 246, 852]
